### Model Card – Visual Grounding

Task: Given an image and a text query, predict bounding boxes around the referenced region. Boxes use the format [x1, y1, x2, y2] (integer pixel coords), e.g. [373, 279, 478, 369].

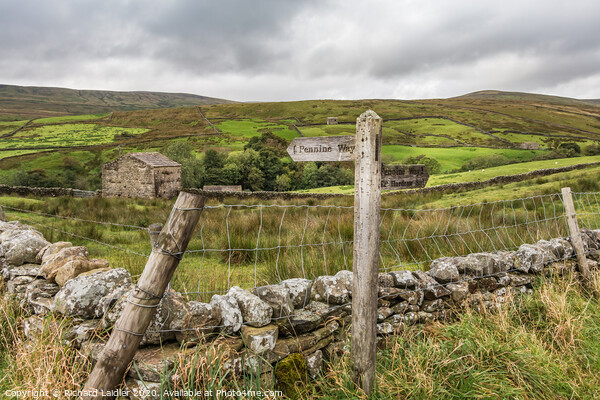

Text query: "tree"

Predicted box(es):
[301, 162, 319, 189]
[558, 142, 581, 155]
[222, 162, 242, 185]
[245, 131, 288, 157]
[584, 143, 600, 156]
[161, 141, 204, 188]
[246, 167, 264, 191]
[258, 148, 284, 191]
[202, 149, 227, 185]
[403, 154, 442, 174]
[275, 174, 291, 191]
[227, 149, 263, 190]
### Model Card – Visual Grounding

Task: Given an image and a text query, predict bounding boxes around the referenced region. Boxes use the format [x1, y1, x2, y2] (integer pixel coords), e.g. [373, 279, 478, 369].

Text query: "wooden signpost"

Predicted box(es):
[287, 111, 427, 394]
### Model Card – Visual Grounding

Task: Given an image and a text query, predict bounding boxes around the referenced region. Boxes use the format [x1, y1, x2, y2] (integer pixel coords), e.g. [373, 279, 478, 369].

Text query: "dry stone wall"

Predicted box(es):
[1, 219, 600, 397]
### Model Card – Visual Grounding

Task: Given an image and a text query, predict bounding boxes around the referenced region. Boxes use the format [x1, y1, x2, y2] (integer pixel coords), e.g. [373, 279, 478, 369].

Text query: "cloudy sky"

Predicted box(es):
[1, 0, 599, 102]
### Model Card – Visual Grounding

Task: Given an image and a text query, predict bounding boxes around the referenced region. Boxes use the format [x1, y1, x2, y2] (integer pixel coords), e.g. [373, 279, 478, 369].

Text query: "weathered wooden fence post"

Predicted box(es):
[0, 205, 6, 222]
[352, 110, 382, 394]
[148, 222, 164, 249]
[561, 187, 592, 284]
[81, 192, 205, 399]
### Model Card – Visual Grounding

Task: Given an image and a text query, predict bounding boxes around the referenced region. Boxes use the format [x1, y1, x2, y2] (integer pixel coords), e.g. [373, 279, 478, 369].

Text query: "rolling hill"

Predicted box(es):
[0, 88, 599, 193]
[453, 90, 599, 106]
[0, 84, 235, 120]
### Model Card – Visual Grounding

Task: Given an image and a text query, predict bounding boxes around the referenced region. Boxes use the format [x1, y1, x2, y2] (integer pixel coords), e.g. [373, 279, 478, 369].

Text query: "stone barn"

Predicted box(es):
[102, 152, 182, 199]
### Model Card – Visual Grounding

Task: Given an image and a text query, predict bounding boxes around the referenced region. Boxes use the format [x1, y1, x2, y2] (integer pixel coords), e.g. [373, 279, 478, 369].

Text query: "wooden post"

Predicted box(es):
[148, 222, 163, 249]
[561, 187, 592, 283]
[351, 110, 382, 394]
[0, 205, 6, 222]
[81, 192, 205, 399]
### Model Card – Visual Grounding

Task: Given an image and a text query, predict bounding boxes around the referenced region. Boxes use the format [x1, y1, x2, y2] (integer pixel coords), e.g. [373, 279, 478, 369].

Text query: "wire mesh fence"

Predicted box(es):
[2, 190, 600, 305]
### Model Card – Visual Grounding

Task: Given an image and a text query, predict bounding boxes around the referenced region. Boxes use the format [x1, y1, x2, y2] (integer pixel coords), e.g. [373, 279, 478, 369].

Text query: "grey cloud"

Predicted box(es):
[0, 0, 598, 101]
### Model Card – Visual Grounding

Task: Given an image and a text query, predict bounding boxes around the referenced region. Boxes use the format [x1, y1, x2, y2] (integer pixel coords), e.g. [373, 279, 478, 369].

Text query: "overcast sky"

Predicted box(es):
[1, 0, 599, 102]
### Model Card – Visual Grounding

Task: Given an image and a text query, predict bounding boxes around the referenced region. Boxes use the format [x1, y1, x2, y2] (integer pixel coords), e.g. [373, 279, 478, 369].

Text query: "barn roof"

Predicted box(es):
[129, 152, 181, 167]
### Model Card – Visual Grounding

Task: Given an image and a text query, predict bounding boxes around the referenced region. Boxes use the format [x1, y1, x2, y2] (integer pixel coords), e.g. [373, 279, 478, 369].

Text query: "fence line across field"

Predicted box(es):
[1, 191, 599, 300]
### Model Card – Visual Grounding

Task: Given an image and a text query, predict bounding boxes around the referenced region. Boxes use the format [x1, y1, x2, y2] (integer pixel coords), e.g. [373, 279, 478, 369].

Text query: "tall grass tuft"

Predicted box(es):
[0, 297, 92, 397]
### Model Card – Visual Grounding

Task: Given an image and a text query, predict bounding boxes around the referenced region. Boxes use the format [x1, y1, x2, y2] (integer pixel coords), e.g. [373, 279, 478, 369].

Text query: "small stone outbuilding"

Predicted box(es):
[102, 152, 182, 199]
[326, 117, 338, 125]
[519, 142, 540, 150]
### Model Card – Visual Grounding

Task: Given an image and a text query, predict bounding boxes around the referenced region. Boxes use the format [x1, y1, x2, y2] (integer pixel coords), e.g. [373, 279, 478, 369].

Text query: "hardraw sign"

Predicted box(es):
[381, 164, 429, 190]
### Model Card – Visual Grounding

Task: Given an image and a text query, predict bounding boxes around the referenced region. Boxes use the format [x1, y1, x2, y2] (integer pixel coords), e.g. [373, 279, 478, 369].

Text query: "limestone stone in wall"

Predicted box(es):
[252, 284, 294, 318]
[281, 278, 313, 309]
[241, 324, 278, 355]
[514, 244, 552, 273]
[24, 279, 59, 315]
[389, 270, 418, 288]
[276, 309, 323, 337]
[210, 294, 243, 334]
[536, 238, 574, 260]
[427, 257, 461, 283]
[228, 286, 273, 328]
[40, 246, 89, 282]
[172, 301, 222, 343]
[54, 257, 110, 287]
[37, 241, 73, 264]
[311, 275, 350, 305]
[1, 229, 50, 266]
[53, 268, 132, 319]
[2, 264, 42, 281]
[378, 273, 394, 288]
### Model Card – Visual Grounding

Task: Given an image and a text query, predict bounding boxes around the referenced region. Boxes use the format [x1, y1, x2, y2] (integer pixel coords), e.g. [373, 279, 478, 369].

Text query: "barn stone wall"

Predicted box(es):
[102, 157, 155, 199]
[153, 166, 182, 199]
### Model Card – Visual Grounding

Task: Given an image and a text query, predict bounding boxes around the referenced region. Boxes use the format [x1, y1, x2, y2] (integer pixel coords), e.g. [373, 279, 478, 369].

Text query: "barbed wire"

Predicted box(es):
[7, 214, 150, 258]
[1, 204, 149, 231]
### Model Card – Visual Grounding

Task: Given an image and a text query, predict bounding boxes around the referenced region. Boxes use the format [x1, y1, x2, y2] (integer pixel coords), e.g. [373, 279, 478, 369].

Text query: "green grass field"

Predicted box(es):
[0, 123, 149, 150]
[0, 120, 29, 135]
[1, 92, 600, 190]
[0, 149, 40, 161]
[382, 145, 541, 172]
[214, 118, 300, 141]
[32, 113, 109, 124]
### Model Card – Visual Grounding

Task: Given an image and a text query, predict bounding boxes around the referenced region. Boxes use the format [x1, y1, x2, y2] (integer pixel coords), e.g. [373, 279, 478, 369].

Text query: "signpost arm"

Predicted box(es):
[352, 110, 382, 394]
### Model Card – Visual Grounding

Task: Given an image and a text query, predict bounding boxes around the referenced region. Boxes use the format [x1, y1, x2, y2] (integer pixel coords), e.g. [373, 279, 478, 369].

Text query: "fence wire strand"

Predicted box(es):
[2, 192, 599, 319]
